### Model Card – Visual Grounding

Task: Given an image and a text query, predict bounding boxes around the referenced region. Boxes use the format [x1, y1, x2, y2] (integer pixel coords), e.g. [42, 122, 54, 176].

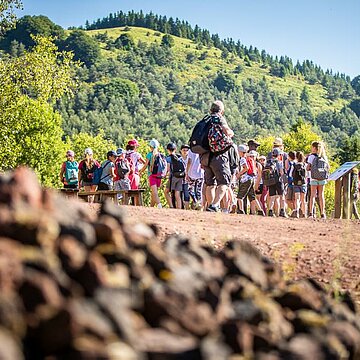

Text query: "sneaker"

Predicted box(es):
[230, 204, 237, 214]
[257, 210, 266, 216]
[308, 213, 314, 219]
[321, 213, 326, 219]
[279, 209, 287, 218]
[268, 209, 274, 217]
[157, 203, 162, 209]
[299, 209, 306, 218]
[291, 210, 299, 218]
[206, 204, 220, 212]
[236, 209, 245, 214]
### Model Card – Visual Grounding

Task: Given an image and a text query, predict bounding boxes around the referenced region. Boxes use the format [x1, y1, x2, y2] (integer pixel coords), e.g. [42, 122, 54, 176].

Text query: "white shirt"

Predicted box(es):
[187, 150, 204, 179]
[239, 157, 252, 183]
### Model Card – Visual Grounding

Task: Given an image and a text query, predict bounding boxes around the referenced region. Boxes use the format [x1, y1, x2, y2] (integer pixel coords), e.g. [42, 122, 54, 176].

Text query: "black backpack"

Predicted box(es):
[116, 159, 130, 179]
[170, 154, 186, 178]
[189, 115, 212, 155]
[292, 162, 306, 185]
[262, 159, 280, 186]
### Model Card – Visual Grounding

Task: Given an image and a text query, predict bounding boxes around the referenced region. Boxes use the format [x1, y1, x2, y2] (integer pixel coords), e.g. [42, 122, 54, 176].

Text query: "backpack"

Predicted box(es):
[80, 160, 97, 182]
[116, 159, 130, 179]
[93, 160, 111, 185]
[262, 159, 280, 186]
[292, 162, 306, 186]
[64, 161, 79, 185]
[311, 155, 329, 180]
[208, 116, 233, 154]
[125, 152, 136, 175]
[189, 115, 212, 155]
[246, 157, 256, 177]
[152, 153, 167, 179]
[170, 154, 186, 178]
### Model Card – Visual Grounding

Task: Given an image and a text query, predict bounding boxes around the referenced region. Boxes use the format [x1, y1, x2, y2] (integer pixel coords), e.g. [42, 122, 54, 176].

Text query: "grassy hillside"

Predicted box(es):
[87, 26, 347, 114]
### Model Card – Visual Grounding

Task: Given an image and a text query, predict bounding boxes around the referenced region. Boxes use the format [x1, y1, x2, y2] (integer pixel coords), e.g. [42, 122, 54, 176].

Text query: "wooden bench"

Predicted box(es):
[60, 188, 79, 198]
[77, 189, 145, 206]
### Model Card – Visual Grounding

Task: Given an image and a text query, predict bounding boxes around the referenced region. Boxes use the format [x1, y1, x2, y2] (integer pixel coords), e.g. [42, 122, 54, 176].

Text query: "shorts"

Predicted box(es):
[237, 179, 256, 202]
[64, 184, 78, 189]
[98, 182, 112, 190]
[166, 176, 183, 192]
[255, 183, 263, 195]
[129, 173, 140, 190]
[149, 174, 162, 188]
[268, 182, 284, 197]
[310, 179, 327, 186]
[204, 152, 232, 186]
[114, 179, 131, 191]
[293, 185, 307, 194]
[286, 185, 294, 201]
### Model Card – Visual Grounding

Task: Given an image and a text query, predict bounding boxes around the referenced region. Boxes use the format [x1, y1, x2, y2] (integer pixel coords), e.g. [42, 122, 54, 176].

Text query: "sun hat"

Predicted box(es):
[127, 139, 139, 147]
[247, 139, 260, 147]
[248, 150, 258, 157]
[273, 137, 283, 146]
[258, 155, 266, 161]
[84, 148, 93, 155]
[238, 144, 248, 153]
[149, 139, 159, 149]
[66, 150, 75, 157]
[181, 144, 190, 150]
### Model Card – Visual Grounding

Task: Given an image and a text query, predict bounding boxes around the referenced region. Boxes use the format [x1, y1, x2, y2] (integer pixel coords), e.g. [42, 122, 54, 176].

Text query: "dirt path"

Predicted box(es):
[115, 206, 360, 307]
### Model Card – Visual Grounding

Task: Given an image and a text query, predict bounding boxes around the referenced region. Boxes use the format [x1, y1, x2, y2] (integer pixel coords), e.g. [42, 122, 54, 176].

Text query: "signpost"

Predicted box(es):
[329, 161, 360, 219]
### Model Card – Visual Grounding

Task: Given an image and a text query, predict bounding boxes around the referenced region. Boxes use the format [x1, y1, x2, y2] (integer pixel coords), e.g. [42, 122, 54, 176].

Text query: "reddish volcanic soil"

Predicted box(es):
[88, 203, 360, 307]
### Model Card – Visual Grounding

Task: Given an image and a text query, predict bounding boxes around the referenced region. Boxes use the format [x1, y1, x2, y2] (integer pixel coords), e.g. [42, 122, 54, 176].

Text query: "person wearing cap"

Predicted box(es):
[139, 139, 162, 208]
[267, 148, 285, 217]
[204, 100, 234, 213]
[113, 148, 131, 201]
[98, 150, 117, 190]
[125, 138, 145, 191]
[78, 148, 100, 202]
[60, 150, 79, 189]
[164, 142, 184, 209]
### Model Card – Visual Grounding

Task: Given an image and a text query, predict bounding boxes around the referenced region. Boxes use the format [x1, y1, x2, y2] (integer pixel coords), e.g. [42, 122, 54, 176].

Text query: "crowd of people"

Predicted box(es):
[59, 100, 360, 219]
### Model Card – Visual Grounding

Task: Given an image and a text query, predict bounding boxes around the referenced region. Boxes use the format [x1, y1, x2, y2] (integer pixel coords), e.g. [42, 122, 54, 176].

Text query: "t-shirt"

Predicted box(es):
[78, 159, 100, 182]
[146, 152, 155, 176]
[100, 160, 115, 185]
[126, 150, 142, 173]
[239, 157, 252, 183]
[187, 150, 204, 179]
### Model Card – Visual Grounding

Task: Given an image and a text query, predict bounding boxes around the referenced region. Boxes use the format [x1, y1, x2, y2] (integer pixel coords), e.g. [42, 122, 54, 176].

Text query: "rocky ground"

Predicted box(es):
[95, 205, 360, 307]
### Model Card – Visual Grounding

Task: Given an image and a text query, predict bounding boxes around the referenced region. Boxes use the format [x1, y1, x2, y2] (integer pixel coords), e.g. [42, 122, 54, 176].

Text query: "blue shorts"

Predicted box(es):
[310, 180, 327, 186]
[293, 185, 307, 193]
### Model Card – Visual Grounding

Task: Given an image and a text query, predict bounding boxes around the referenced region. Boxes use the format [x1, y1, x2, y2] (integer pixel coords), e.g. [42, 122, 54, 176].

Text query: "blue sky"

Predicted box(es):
[18, 0, 360, 78]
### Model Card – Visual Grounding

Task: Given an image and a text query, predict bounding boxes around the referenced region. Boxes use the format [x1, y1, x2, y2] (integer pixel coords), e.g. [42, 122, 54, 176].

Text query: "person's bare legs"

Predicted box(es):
[213, 185, 228, 207]
[174, 190, 182, 209]
[318, 184, 325, 216]
[164, 187, 173, 208]
[206, 185, 216, 205]
[151, 185, 161, 207]
[309, 185, 318, 217]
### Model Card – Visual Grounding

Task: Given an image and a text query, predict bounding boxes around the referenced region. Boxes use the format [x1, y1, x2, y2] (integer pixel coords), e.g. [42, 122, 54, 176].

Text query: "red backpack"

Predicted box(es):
[125, 153, 136, 175]
[246, 157, 257, 176]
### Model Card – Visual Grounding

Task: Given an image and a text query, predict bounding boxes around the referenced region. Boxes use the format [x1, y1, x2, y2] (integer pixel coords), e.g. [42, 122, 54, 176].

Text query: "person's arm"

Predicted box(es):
[110, 163, 116, 179]
[59, 163, 65, 184]
[78, 161, 82, 184]
[236, 160, 248, 179]
[255, 163, 262, 190]
[139, 158, 149, 175]
[185, 156, 192, 182]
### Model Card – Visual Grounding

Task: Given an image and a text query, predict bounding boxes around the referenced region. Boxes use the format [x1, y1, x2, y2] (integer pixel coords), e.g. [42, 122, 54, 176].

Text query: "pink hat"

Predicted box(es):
[66, 150, 75, 157]
[128, 139, 139, 147]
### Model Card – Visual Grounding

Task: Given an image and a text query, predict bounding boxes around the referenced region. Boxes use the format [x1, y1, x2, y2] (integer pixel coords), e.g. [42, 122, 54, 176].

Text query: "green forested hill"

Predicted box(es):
[57, 25, 359, 149]
[2, 14, 360, 152]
